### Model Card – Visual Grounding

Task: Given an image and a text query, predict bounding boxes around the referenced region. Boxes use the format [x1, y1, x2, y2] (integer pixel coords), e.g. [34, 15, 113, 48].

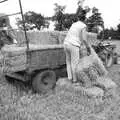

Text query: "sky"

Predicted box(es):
[0, 0, 120, 29]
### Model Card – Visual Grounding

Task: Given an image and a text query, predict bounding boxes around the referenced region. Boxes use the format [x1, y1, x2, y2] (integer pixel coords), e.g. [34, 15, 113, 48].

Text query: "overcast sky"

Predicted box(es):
[0, 0, 120, 29]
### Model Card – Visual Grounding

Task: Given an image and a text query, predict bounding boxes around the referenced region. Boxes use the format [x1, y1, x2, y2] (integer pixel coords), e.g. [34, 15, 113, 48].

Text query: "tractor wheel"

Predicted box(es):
[32, 70, 56, 93]
[105, 53, 113, 68]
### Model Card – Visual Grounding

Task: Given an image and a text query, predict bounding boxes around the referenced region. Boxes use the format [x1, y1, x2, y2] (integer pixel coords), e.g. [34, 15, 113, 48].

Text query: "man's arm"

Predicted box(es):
[82, 29, 108, 75]
[81, 28, 91, 54]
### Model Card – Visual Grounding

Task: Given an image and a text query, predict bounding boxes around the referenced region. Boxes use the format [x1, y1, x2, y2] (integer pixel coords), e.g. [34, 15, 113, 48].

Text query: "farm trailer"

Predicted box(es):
[0, 43, 66, 93]
[0, 30, 99, 93]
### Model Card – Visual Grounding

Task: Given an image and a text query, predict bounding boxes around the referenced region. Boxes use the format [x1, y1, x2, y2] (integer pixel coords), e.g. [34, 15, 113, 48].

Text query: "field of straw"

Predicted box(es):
[0, 64, 120, 120]
[0, 31, 120, 120]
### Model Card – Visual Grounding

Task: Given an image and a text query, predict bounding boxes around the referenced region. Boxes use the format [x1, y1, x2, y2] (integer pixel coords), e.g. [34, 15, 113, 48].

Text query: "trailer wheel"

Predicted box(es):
[32, 70, 56, 93]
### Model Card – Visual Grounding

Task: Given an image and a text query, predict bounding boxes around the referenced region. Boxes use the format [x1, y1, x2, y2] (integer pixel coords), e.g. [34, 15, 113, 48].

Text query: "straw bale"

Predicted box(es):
[14, 30, 97, 45]
[58, 31, 67, 44]
[1, 44, 26, 56]
[1, 44, 64, 55]
[87, 65, 99, 81]
[75, 48, 117, 91]
[96, 77, 117, 90]
[84, 86, 104, 97]
[76, 70, 92, 88]
[15, 30, 98, 46]
[56, 78, 72, 88]
[75, 55, 94, 72]
[16, 31, 61, 45]
[92, 62, 105, 76]
[75, 47, 109, 88]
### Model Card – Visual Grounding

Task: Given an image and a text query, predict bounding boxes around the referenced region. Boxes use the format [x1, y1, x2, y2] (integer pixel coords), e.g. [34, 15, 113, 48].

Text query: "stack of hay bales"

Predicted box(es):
[75, 48, 117, 96]
[15, 30, 97, 46]
[15, 30, 67, 45]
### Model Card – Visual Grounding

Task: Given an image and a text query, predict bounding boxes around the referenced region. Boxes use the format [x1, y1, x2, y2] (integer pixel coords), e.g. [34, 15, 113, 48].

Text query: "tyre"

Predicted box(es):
[32, 70, 56, 93]
[104, 53, 113, 68]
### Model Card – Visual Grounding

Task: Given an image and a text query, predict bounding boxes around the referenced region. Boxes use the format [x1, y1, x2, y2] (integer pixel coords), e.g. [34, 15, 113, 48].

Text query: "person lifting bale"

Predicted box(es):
[63, 10, 117, 95]
[75, 46, 117, 91]
[64, 10, 92, 83]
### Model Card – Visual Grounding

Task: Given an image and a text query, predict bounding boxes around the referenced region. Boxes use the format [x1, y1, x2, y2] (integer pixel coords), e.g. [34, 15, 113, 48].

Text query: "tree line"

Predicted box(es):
[1, 0, 120, 40]
[98, 26, 120, 40]
[16, 2, 104, 34]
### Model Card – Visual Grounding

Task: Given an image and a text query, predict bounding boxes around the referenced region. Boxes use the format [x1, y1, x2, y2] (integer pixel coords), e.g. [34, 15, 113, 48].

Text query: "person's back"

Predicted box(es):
[64, 21, 86, 47]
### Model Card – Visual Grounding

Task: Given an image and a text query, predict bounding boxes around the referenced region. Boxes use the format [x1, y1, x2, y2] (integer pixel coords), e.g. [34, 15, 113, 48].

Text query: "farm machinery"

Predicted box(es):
[92, 41, 117, 68]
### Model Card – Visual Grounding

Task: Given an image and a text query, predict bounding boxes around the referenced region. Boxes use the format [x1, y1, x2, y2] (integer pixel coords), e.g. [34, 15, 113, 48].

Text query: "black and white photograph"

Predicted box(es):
[0, 0, 120, 119]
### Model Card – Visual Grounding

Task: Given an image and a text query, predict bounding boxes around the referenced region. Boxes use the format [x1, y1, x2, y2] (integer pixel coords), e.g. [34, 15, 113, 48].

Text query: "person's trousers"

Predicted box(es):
[64, 43, 80, 82]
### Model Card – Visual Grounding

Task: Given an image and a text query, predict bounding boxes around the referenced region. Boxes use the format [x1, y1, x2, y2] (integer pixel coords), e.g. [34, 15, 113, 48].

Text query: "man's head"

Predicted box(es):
[76, 10, 87, 22]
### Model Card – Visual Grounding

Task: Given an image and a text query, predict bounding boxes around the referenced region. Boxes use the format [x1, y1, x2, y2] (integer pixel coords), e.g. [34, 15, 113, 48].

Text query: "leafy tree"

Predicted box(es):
[53, 1, 90, 31]
[53, 3, 66, 31]
[76, 5, 90, 21]
[98, 27, 120, 40]
[63, 13, 77, 30]
[86, 7, 104, 33]
[16, 11, 45, 30]
[117, 24, 120, 33]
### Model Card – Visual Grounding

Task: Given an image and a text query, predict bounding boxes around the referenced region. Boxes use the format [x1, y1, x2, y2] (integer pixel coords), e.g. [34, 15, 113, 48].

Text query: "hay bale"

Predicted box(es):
[75, 50, 110, 89]
[92, 62, 105, 76]
[16, 31, 61, 45]
[15, 31, 98, 46]
[87, 65, 99, 81]
[90, 47, 108, 75]
[76, 70, 92, 88]
[75, 55, 99, 87]
[58, 31, 67, 44]
[56, 78, 72, 87]
[96, 77, 117, 90]
[84, 86, 104, 97]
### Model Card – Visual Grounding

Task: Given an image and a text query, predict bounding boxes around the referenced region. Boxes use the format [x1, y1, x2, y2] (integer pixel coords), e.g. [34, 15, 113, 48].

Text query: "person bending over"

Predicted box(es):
[64, 10, 91, 83]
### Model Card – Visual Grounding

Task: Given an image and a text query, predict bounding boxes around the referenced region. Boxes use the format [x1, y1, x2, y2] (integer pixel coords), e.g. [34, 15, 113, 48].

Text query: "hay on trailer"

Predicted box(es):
[15, 30, 98, 46]
[15, 31, 67, 45]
